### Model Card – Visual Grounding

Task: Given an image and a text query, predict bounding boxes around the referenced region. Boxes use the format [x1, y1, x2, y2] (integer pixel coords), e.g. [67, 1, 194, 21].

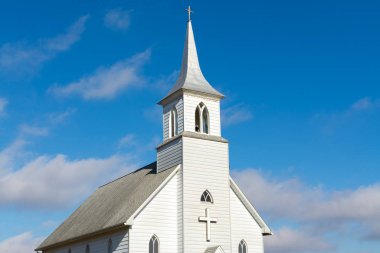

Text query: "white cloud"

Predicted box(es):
[0, 139, 26, 174]
[222, 103, 253, 126]
[265, 227, 334, 253]
[0, 97, 8, 116]
[0, 232, 42, 253]
[231, 168, 380, 251]
[0, 15, 89, 77]
[104, 8, 131, 31]
[50, 50, 150, 100]
[0, 153, 135, 208]
[19, 125, 49, 137]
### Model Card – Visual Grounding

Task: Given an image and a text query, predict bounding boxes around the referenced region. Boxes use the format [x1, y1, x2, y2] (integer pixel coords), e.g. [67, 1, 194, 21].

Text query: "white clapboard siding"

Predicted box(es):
[129, 172, 182, 253]
[157, 138, 183, 173]
[183, 93, 221, 136]
[45, 230, 129, 253]
[182, 137, 231, 253]
[163, 98, 184, 141]
[230, 189, 263, 253]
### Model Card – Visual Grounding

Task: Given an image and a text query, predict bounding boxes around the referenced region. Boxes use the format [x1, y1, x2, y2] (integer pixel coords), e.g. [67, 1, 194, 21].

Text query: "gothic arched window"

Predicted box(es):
[201, 190, 213, 203]
[239, 240, 248, 253]
[170, 107, 178, 138]
[68, 249, 71, 253]
[149, 235, 159, 253]
[195, 102, 209, 134]
[86, 244, 90, 253]
[108, 238, 113, 253]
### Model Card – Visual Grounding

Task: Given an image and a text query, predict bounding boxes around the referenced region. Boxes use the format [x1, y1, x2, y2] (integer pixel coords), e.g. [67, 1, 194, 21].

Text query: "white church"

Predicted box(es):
[36, 9, 272, 253]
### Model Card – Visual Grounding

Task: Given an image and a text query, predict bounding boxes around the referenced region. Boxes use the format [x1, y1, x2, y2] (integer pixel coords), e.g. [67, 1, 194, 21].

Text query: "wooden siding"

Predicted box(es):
[129, 172, 182, 253]
[44, 230, 129, 253]
[230, 189, 263, 253]
[183, 93, 221, 136]
[157, 138, 183, 173]
[182, 137, 231, 253]
[163, 98, 184, 141]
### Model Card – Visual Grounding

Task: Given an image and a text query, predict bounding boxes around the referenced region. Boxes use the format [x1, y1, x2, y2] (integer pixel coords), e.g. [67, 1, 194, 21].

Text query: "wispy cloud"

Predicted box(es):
[0, 15, 89, 77]
[0, 97, 8, 116]
[118, 134, 137, 148]
[19, 125, 49, 137]
[231, 168, 380, 252]
[50, 50, 150, 100]
[0, 232, 42, 253]
[104, 8, 131, 31]
[46, 108, 77, 125]
[312, 97, 380, 134]
[222, 103, 253, 126]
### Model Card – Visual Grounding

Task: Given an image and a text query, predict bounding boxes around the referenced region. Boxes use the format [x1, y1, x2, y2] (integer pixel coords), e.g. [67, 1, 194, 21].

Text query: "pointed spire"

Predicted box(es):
[159, 9, 223, 104]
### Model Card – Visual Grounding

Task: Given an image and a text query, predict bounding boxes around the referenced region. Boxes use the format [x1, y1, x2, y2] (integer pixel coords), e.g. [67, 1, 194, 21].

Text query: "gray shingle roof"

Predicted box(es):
[37, 162, 176, 251]
[205, 246, 225, 253]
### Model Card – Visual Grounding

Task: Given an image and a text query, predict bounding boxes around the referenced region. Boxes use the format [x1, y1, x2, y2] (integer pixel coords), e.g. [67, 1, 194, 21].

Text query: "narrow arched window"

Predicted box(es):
[108, 238, 113, 253]
[239, 240, 248, 253]
[201, 190, 213, 203]
[68, 249, 71, 253]
[170, 107, 178, 138]
[195, 102, 210, 134]
[149, 235, 159, 253]
[86, 244, 90, 253]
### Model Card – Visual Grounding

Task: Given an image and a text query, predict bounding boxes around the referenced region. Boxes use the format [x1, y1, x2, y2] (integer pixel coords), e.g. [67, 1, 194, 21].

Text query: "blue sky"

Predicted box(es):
[0, 0, 379, 253]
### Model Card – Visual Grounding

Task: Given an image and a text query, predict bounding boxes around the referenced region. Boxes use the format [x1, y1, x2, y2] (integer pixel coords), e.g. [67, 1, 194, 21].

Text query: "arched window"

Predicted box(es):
[68, 249, 71, 253]
[86, 244, 90, 253]
[239, 240, 248, 253]
[108, 238, 113, 253]
[149, 235, 159, 253]
[170, 107, 178, 138]
[200, 190, 213, 203]
[195, 102, 209, 134]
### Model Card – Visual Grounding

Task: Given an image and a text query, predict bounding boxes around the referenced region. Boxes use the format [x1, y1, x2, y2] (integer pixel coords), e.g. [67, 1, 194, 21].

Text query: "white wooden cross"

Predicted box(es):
[199, 208, 218, 241]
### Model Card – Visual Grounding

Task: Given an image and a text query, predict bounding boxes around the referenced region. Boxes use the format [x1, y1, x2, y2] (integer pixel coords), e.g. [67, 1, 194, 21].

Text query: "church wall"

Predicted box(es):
[183, 93, 221, 136]
[182, 137, 231, 253]
[129, 172, 182, 253]
[163, 98, 184, 140]
[157, 138, 182, 173]
[230, 189, 263, 253]
[44, 229, 129, 253]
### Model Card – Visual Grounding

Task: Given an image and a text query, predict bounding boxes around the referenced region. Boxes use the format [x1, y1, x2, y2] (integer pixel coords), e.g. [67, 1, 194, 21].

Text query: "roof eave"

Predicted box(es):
[158, 88, 224, 106]
[35, 223, 128, 252]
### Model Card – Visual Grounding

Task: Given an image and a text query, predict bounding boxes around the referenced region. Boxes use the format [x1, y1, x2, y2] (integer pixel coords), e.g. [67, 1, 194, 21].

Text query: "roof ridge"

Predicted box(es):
[98, 161, 156, 188]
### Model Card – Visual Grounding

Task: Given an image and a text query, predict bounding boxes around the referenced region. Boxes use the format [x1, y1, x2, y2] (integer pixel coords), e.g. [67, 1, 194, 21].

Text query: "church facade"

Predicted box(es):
[36, 14, 271, 253]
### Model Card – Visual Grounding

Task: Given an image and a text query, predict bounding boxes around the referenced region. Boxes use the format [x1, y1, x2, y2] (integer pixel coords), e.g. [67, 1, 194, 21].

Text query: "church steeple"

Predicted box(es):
[159, 8, 224, 105]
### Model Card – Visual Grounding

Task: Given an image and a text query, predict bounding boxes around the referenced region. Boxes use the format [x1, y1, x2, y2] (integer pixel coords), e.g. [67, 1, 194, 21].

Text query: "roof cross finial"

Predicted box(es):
[185, 5, 193, 22]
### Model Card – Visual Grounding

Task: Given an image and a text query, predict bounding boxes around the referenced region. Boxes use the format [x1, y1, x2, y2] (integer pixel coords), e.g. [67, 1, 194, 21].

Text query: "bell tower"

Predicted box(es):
[156, 7, 232, 253]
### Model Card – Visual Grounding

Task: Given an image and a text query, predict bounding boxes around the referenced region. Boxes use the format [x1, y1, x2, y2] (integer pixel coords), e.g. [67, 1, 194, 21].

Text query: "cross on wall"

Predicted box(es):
[199, 208, 218, 241]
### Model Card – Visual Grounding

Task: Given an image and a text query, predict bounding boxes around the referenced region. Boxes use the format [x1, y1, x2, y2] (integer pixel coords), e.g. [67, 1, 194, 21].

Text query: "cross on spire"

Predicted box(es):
[185, 5, 193, 21]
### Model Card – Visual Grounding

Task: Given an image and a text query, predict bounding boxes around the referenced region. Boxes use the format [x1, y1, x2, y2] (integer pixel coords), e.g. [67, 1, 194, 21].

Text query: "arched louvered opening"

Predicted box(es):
[86, 244, 90, 253]
[239, 240, 248, 253]
[195, 102, 209, 134]
[202, 106, 209, 134]
[68, 249, 71, 253]
[149, 235, 159, 253]
[200, 190, 213, 203]
[195, 106, 201, 132]
[108, 238, 113, 253]
[170, 106, 178, 137]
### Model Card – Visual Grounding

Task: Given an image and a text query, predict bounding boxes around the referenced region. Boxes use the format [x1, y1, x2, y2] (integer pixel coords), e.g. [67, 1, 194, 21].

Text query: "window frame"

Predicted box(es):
[149, 234, 159, 253]
[239, 239, 248, 253]
[200, 190, 214, 203]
